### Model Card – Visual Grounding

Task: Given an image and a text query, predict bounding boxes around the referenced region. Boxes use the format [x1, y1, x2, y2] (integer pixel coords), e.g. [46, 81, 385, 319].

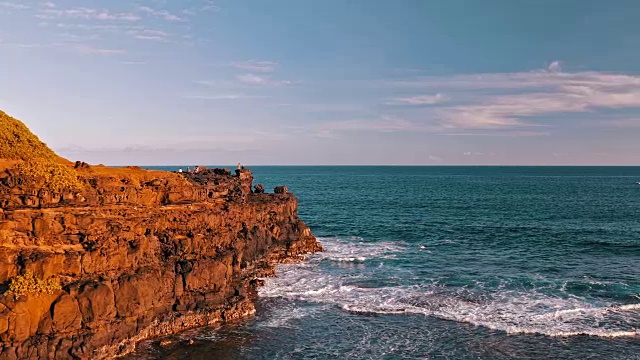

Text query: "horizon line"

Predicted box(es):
[107, 164, 640, 167]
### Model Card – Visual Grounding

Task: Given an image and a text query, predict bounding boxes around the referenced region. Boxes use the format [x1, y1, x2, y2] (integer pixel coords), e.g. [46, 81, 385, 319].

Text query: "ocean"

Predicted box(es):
[129, 166, 640, 359]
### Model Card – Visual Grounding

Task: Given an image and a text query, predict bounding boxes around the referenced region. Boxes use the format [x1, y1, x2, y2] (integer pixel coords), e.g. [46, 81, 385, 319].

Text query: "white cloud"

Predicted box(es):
[137, 6, 186, 22]
[128, 29, 168, 41]
[76, 46, 125, 55]
[16, 43, 50, 48]
[37, 7, 141, 21]
[181, 94, 265, 100]
[392, 65, 640, 131]
[0, 42, 51, 49]
[312, 64, 640, 137]
[439, 84, 640, 130]
[548, 60, 562, 72]
[236, 73, 296, 86]
[202, 1, 220, 12]
[55, 23, 141, 31]
[445, 131, 549, 137]
[237, 73, 268, 85]
[392, 69, 640, 91]
[0, 1, 30, 10]
[233, 60, 277, 73]
[390, 93, 448, 105]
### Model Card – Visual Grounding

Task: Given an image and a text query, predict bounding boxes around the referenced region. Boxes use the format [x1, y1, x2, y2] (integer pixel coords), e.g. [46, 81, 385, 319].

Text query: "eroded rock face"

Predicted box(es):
[0, 168, 321, 359]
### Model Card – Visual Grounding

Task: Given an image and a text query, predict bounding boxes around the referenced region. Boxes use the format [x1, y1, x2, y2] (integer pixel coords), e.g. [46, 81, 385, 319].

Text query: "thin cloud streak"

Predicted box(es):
[76, 46, 126, 55]
[36, 7, 141, 21]
[128, 29, 169, 41]
[235, 73, 295, 86]
[181, 94, 266, 100]
[0, 1, 30, 10]
[233, 60, 277, 73]
[389, 93, 449, 105]
[391, 70, 640, 91]
[444, 131, 550, 137]
[137, 6, 186, 22]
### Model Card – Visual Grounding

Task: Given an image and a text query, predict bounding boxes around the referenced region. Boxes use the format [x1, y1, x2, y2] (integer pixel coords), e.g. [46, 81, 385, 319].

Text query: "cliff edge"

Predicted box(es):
[0, 111, 321, 359]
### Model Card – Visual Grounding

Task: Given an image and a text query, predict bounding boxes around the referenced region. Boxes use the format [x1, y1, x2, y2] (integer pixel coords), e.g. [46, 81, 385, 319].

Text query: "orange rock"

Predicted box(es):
[0, 152, 320, 358]
[52, 294, 82, 332]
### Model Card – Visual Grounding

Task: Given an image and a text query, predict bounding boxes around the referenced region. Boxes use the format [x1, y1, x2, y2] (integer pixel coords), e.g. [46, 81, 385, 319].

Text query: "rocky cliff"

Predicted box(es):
[0, 111, 321, 359]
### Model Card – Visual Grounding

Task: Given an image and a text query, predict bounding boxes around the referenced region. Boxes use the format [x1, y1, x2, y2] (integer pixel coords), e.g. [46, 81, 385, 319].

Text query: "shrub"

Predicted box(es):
[15, 159, 82, 192]
[5, 272, 62, 297]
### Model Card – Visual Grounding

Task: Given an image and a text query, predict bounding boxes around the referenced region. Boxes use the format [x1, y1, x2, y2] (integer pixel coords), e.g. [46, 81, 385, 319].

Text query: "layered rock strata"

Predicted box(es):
[0, 166, 320, 359]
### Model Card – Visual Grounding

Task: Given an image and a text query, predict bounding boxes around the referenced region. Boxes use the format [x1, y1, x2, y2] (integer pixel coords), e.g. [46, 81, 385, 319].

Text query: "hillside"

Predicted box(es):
[0, 110, 81, 191]
[0, 110, 59, 161]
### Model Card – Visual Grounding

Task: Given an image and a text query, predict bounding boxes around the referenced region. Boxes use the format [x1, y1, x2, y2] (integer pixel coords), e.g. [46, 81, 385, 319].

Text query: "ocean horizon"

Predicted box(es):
[127, 165, 640, 359]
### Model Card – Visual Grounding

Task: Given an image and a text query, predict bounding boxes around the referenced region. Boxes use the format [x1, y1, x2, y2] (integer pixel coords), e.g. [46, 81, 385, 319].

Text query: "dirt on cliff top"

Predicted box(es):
[83, 165, 190, 187]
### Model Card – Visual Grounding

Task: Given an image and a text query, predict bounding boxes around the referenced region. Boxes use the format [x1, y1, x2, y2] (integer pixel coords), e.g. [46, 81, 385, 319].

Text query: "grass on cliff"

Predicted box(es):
[5, 272, 62, 297]
[0, 110, 82, 191]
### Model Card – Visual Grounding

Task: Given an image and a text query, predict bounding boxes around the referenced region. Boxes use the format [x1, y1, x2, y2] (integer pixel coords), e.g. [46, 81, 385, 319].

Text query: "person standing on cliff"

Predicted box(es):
[237, 163, 242, 170]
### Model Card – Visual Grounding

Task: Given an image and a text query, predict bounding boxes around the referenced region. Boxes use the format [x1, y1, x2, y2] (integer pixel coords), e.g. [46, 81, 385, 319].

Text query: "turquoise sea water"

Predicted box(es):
[131, 166, 640, 359]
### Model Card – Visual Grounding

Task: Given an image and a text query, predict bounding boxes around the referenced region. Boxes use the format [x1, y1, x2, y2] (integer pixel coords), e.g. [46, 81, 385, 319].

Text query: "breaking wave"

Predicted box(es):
[260, 237, 640, 339]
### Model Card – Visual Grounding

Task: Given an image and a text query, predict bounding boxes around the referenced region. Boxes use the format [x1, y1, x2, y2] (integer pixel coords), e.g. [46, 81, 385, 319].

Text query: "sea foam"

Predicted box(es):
[260, 237, 640, 339]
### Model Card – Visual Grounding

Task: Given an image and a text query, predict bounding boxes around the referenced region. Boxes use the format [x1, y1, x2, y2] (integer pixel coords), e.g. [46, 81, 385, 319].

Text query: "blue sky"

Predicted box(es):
[1, 0, 640, 165]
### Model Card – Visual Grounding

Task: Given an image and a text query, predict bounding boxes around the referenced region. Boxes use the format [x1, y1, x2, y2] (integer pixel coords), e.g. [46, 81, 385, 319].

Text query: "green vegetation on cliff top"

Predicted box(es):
[0, 110, 58, 160]
[0, 110, 82, 191]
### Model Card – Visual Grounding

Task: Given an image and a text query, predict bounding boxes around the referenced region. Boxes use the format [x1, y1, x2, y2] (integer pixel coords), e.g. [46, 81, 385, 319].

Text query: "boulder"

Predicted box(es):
[77, 282, 116, 323]
[274, 186, 288, 194]
[213, 168, 231, 176]
[52, 294, 82, 332]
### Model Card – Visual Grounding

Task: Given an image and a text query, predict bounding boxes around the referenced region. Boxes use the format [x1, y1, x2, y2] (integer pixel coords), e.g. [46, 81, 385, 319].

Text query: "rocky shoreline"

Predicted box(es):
[0, 165, 321, 359]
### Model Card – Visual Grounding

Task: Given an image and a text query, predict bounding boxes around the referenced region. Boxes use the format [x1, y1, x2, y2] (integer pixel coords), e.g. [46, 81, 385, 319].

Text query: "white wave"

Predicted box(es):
[256, 303, 325, 329]
[314, 237, 405, 263]
[260, 237, 640, 339]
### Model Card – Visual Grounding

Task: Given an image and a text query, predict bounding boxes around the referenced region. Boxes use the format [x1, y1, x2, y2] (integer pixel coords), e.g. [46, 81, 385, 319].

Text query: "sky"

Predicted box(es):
[1, 0, 640, 165]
